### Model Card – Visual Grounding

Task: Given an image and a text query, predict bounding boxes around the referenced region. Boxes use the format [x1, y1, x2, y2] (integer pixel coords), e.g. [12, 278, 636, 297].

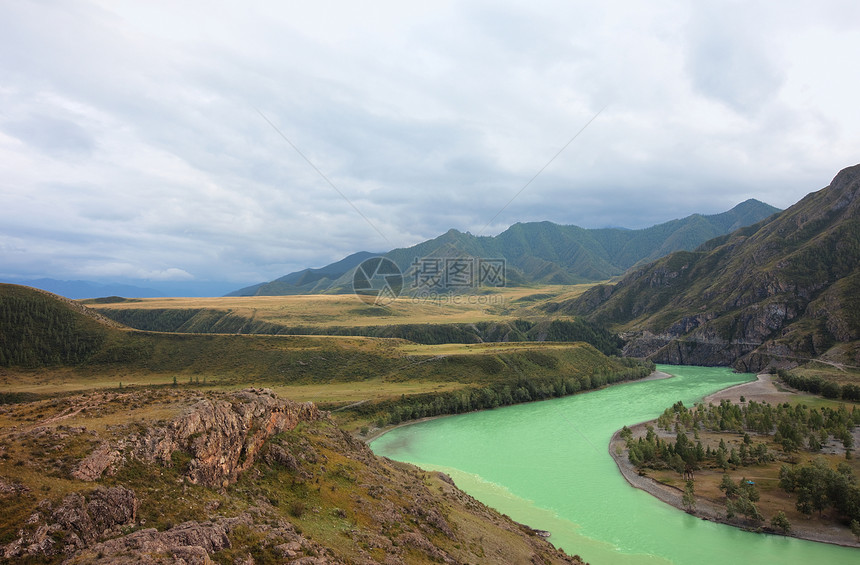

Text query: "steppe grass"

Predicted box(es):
[84, 284, 596, 328]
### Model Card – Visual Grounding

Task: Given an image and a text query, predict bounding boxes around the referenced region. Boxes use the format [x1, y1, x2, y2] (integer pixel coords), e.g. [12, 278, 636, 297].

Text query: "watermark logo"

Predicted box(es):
[353, 257, 404, 305]
[353, 256, 506, 305]
[410, 257, 506, 290]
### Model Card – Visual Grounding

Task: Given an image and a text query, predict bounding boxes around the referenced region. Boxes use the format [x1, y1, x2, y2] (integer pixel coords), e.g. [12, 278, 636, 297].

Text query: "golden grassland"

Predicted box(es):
[0, 329, 632, 434]
[84, 284, 596, 327]
[790, 364, 860, 388]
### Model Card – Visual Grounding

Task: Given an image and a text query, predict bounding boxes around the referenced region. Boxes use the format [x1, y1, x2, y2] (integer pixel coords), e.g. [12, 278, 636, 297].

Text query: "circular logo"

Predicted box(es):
[352, 257, 403, 306]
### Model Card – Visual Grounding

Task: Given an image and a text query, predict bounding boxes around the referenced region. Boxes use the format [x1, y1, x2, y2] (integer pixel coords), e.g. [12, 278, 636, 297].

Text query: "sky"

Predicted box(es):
[1, 0, 859, 294]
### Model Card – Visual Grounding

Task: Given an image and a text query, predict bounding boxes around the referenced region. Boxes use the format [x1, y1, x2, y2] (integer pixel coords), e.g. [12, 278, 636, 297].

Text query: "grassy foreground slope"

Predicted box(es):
[0, 386, 585, 563]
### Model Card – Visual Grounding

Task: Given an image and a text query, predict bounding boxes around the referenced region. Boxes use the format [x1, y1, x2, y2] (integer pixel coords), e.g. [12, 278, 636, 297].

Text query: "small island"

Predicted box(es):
[610, 373, 860, 547]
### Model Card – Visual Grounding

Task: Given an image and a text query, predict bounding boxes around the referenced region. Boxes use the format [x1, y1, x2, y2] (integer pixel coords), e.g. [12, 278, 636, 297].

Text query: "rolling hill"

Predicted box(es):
[561, 164, 860, 374]
[0, 283, 650, 415]
[0, 282, 655, 563]
[230, 199, 780, 295]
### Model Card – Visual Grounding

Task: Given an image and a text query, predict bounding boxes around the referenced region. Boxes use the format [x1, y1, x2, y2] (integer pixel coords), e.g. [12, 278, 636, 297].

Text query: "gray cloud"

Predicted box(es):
[685, 2, 785, 115]
[0, 0, 858, 289]
[2, 115, 96, 158]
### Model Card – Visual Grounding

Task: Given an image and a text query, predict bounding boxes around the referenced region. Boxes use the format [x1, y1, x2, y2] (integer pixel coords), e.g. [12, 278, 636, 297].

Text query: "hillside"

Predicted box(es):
[1, 283, 651, 427]
[0, 286, 657, 563]
[0, 284, 122, 367]
[92, 307, 622, 354]
[231, 199, 780, 295]
[562, 164, 860, 374]
[0, 388, 582, 564]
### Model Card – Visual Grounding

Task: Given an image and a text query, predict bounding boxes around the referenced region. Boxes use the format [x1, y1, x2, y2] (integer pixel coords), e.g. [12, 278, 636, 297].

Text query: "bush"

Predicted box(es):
[289, 500, 306, 518]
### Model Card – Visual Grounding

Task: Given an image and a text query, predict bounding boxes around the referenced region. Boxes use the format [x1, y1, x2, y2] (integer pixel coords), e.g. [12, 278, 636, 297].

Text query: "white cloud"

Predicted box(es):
[0, 0, 858, 289]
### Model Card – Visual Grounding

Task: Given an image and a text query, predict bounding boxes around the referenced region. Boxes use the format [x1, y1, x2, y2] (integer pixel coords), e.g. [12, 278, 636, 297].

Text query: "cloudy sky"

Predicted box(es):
[2, 0, 859, 293]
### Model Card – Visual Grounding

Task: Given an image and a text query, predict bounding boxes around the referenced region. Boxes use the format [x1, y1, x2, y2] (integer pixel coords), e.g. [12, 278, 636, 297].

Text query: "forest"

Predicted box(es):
[621, 398, 860, 528]
[0, 287, 107, 367]
[777, 369, 860, 402]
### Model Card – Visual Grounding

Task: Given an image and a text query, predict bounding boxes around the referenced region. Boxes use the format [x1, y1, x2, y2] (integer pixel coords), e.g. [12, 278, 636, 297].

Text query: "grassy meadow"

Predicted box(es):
[83, 284, 595, 328]
[2, 282, 657, 432]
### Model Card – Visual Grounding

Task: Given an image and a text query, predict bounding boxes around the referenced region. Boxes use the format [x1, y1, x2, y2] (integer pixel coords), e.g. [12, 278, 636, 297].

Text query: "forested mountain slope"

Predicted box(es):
[232, 199, 780, 295]
[562, 164, 860, 373]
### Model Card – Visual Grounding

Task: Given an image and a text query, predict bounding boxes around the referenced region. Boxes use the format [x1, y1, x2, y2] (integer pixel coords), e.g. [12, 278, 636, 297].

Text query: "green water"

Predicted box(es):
[370, 366, 858, 564]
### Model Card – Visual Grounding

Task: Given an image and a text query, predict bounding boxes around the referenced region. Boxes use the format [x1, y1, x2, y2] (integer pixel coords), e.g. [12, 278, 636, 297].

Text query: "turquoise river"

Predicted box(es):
[370, 365, 858, 564]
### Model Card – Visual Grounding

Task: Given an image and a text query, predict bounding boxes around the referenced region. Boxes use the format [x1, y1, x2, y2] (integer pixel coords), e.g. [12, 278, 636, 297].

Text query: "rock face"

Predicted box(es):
[2, 486, 137, 559]
[136, 388, 320, 487]
[566, 164, 860, 371]
[1, 388, 583, 565]
[71, 441, 124, 481]
[73, 520, 231, 565]
[72, 388, 321, 487]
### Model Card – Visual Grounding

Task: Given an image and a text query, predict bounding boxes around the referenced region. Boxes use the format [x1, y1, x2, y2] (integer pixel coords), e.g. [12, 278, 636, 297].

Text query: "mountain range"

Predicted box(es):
[230, 199, 781, 296]
[561, 164, 860, 372]
[0, 278, 243, 299]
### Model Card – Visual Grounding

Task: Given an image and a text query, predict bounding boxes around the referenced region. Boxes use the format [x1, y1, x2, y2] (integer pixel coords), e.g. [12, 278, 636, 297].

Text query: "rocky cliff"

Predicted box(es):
[563, 164, 860, 372]
[0, 388, 582, 564]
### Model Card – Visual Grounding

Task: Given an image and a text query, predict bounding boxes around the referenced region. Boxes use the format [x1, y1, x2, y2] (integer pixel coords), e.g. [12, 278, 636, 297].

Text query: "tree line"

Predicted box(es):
[623, 397, 860, 531]
[352, 358, 654, 427]
[622, 424, 772, 473]
[779, 458, 860, 526]
[777, 369, 860, 402]
[654, 398, 858, 455]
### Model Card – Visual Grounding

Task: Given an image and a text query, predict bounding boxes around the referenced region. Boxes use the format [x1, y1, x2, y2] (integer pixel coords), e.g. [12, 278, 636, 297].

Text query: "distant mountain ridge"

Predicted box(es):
[0, 278, 245, 299]
[0, 278, 165, 299]
[561, 164, 860, 372]
[231, 199, 781, 296]
[228, 251, 377, 296]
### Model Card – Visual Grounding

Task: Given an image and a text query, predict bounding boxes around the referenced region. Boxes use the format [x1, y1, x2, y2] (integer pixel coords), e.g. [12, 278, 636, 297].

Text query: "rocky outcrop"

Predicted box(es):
[71, 441, 124, 481]
[0, 478, 30, 496]
[2, 486, 137, 559]
[64, 512, 341, 565]
[70, 520, 231, 565]
[135, 388, 320, 487]
[71, 388, 321, 487]
[0, 386, 584, 565]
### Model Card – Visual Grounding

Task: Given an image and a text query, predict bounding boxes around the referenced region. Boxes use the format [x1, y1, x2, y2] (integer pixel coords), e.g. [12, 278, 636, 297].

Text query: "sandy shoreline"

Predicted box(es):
[702, 372, 787, 405]
[609, 373, 860, 548]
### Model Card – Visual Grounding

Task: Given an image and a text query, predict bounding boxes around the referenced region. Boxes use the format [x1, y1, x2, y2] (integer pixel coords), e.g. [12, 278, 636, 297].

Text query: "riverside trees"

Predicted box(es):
[624, 397, 860, 532]
[779, 458, 860, 523]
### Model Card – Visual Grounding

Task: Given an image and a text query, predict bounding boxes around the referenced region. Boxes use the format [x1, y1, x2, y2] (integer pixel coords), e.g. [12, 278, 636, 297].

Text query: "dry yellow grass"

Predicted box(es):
[253, 379, 467, 404]
[396, 341, 592, 356]
[85, 284, 598, 328]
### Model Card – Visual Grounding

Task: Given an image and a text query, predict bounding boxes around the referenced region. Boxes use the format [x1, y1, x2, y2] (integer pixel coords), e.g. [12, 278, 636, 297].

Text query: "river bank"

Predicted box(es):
[609, 373, 860, 548]
[362, 369, 674, 443]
